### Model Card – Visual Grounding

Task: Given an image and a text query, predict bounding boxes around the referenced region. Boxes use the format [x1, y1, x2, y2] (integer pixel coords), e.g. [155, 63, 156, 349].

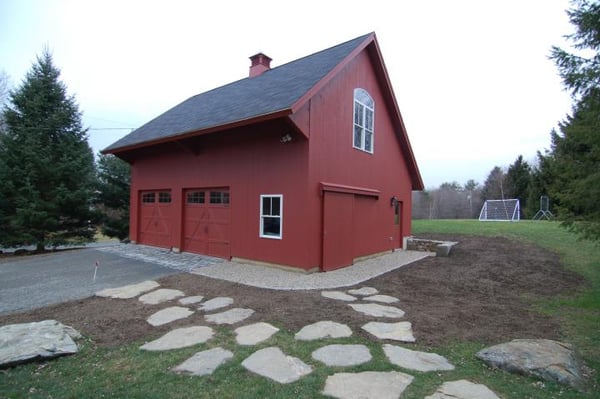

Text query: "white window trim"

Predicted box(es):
[353, 88, 375, 154]
[259, 194, 283, 240]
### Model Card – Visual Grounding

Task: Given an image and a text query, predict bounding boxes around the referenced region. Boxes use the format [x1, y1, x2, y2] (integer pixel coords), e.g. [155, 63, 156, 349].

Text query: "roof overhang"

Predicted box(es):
[102, 108, 297, 156]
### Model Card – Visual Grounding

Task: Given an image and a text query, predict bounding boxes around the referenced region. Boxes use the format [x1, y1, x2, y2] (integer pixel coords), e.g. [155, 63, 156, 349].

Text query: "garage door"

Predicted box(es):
[138, 190, 173, 248]
[182, 188, 231, 259]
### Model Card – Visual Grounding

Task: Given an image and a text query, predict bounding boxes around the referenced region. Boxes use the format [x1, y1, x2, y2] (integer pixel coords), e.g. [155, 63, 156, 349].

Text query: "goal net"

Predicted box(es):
[479, 199, 520, 222]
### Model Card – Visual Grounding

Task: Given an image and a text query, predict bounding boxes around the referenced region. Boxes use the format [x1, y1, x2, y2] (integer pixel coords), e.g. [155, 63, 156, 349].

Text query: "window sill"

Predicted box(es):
[260, 234, 282, 240]
[352, 146, 373, 154]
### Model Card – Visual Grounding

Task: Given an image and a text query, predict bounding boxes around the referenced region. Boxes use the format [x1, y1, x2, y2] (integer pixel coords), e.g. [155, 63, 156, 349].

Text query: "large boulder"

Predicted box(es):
[476, 339, 585, 389]
[0, 320, 81, 367]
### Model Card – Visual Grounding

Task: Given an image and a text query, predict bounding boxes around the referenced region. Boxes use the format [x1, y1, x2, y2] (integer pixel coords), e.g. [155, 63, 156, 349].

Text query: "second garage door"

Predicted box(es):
[182, 188, 231, 259]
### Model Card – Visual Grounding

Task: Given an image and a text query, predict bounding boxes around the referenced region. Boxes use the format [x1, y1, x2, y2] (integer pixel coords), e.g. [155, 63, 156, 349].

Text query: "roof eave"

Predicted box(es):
[102, 108, 295, 155]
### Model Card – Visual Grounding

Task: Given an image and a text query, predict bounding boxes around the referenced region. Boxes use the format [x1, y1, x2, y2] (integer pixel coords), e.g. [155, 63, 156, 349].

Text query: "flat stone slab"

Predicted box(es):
[476, 339, 585, 389]
[295, 321, 352, 341]
[242, 346, 312, 383]
[347, 287, 379, 296]
[235, 322, 279, 345]
[362, 321, 415, 342]
[312, 344, 372, 367]
[424, 379, 500, 399]
[383, 344, 454, 372]
[178, 296, 204, 305]
[199, 297, 234, 312]
[204, 308, 254, 325]
[146, 306, 194, 326]
[172, 347, 234, 376]
[322, 371, 414, 399]
[140, 326, 214, 351]
[0, 320, 80, 367]
[96, 280, 159, 299]
[349, 303, 405, 318]
[362, 294, 399, 304]
[321, 291, 357, 301]
[138, 288, 185, 305]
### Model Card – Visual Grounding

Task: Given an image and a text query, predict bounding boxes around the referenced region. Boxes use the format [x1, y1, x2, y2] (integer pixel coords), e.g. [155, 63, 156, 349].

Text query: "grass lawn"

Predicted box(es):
[1, 220, 598, 398]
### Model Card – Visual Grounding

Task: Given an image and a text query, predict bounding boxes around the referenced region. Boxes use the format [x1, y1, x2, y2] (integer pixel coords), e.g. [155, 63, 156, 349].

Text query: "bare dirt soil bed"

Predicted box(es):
[0, 235, 585, 348]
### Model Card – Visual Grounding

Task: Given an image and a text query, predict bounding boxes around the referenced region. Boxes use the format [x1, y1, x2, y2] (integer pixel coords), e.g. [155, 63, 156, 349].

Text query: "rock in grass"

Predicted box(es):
[0, 320, 80, 367]
[235, 322, 279, 345]
[476, 339, 585, 389]
[383, 344, 454, 372]
[312, 344, 372, 367]
[295, 321, 352, 341]
[172, 347, 234, 376]
[425, 379, 500, 399]
[140, 326, 214, 351]
[242, 347, 312, 383]
[322, 371, 414, 399]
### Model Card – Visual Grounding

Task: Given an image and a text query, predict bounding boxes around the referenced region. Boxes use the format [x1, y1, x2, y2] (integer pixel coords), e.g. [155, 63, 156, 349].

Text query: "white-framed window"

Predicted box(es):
[260, 195, 282, 239]
[353, 88, 374, 153]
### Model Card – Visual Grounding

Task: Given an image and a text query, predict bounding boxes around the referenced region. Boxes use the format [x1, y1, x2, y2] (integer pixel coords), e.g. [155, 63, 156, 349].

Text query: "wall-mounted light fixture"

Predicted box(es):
[390, 196, 399, 207]
[280, 133, 293, 144]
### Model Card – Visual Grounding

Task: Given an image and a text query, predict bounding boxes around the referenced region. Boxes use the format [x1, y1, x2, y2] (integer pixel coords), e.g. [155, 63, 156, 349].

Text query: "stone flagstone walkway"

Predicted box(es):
[96, 280, 501, 399]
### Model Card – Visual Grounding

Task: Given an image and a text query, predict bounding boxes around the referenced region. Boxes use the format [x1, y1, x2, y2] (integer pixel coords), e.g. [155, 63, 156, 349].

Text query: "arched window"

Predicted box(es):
[353, 88, 374, 153]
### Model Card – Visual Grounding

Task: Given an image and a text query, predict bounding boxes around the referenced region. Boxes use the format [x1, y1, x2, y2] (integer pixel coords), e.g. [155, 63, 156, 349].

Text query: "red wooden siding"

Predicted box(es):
[125, 41, 418, 271]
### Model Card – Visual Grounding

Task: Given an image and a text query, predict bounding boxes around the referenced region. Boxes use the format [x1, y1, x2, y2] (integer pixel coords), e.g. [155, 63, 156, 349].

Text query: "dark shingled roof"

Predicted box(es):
[104, 33, 372, 152]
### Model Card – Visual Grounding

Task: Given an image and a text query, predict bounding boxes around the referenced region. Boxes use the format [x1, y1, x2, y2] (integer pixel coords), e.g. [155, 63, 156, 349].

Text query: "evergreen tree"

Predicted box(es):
[96, 154, 130, 241]
[505, 155, 532, 217]
[547, 0, 600, 239]
[551, 0, 600, 99]
[481, 166, 506, 201]
[547, 93, 600, 239]
[0, 50, 97, 250]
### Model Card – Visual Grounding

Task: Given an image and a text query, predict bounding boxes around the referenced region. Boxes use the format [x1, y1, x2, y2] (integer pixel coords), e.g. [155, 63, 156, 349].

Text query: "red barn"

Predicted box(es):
[103, 32, 423, 272]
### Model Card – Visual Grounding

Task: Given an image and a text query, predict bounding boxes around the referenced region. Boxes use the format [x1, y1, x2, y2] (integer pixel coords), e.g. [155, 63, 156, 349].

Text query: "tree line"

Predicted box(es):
[416, 0, 600, 241]
[413, 155, 543, 220]
[0, 51, 129, 251]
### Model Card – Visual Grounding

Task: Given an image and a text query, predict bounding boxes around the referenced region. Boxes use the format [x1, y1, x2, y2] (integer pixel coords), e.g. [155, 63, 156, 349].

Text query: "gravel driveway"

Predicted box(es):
[0, 247, 177, 315]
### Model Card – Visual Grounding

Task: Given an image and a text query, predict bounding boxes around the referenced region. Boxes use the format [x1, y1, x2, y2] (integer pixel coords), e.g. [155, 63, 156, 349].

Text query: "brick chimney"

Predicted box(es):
[249, 53, 272, 78]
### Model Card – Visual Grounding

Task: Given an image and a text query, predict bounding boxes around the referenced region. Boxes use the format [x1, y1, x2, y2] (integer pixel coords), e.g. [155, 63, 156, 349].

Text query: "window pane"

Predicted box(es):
[271, 197, 281, 216]
[365, 131, 372, 152]
[222, 192, 230, 205]
[142, 192, 155, 203]
[366, 108, 373, 130]
[354, 125, 363, 148]
[158, 192, 171, 203]
[262, 197, 271, 215]
[355, 103, 364, 127]
[354, 102, 361, 124]
[354, 88, 374, 108]
[262, 216, 281, 236]
[187, 191, 205, 204]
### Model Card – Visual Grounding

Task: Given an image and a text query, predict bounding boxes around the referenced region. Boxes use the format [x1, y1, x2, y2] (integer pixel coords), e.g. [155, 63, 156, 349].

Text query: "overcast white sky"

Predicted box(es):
[0, 0, 575, 188]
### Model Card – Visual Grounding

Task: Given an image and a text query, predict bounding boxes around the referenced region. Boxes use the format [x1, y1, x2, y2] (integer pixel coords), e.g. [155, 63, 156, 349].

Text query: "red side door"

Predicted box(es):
[322, 191, 354, 271]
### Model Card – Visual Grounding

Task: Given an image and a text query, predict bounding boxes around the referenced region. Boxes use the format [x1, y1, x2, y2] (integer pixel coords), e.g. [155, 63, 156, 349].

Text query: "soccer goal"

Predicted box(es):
[479, 199, 520, 222]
